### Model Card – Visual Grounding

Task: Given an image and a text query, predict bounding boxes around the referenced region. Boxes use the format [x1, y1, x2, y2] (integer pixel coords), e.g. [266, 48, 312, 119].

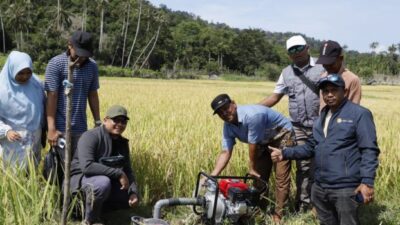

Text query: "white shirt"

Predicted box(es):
[323, 110, 333, 137]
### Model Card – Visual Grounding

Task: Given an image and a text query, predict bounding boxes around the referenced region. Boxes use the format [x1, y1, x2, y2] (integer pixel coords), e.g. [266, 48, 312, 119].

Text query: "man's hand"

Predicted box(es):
[6, 130, 21, 142]
[268, 146, 283, 162]
[128, 193, 139, 207]
[248, 168, 261, 178]
[248, 143, 261, 178]
[119, 172, 130, 190]
[199, 177, 209, 187]
[355, 184, 374, 204]
[47, 129, 62, 146]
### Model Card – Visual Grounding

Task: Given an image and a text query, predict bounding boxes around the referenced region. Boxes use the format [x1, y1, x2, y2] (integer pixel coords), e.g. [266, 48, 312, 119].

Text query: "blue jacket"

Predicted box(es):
[283, 99, 380, 188]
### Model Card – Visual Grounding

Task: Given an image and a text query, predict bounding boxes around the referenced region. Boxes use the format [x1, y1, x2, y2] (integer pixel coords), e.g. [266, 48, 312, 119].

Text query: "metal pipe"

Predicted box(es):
[153, 197, 204, 219]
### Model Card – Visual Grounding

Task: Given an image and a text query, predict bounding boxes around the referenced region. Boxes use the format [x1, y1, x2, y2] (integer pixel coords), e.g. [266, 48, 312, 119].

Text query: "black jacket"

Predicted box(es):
[283, 99, 380, 188]
[70, 125, 138, 195]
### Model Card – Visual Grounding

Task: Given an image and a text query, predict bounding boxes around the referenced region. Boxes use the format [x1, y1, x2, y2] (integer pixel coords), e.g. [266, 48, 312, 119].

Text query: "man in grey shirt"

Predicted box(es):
[259, 35, 325, 212]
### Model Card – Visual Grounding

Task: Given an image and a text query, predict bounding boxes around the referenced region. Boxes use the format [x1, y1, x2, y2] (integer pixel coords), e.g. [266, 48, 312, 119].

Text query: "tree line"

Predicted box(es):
[0, 0, 398, 79]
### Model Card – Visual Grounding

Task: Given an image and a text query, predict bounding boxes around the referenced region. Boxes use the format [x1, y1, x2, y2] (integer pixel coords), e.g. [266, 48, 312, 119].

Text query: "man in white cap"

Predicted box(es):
[259, 35, 325, 216]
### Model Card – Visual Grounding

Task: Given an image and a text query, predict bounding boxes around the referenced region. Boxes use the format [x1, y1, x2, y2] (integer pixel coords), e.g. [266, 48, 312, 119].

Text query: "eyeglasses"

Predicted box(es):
[109, 117, 128, 125]
[288, 45, 306, 55]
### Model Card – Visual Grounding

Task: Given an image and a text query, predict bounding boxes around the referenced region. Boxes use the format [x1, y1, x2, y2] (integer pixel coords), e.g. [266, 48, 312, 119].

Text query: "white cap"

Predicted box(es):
[286, 35, 307, 50]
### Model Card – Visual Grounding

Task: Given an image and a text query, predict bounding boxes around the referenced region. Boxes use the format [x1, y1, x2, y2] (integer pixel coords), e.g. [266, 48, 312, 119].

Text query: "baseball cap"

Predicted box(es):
[316, 40, 342, 65]
[211, 94, 231, 115]
[70, 31, 93, 57]
[317, 74, 345, 89]
[286, 35, 307, 50]
[106, 105, 130, 120]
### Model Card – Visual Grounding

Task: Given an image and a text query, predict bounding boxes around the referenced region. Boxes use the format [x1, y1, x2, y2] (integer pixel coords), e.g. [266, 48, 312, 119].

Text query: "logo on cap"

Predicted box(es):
[322, 43, 328, 55]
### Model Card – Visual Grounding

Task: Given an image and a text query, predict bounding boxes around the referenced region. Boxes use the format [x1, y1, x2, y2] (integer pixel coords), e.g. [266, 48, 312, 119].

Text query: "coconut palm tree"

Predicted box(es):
[370, 42, 379, 54]
[96, 0, 109, 52]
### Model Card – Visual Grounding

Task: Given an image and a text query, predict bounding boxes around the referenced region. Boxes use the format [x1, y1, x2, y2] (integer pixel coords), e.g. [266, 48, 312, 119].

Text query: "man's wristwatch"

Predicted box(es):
[94, 120, 102, 127]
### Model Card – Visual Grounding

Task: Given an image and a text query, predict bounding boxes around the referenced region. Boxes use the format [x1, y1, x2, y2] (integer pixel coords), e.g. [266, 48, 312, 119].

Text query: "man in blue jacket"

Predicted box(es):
[269, 74, 379, 225]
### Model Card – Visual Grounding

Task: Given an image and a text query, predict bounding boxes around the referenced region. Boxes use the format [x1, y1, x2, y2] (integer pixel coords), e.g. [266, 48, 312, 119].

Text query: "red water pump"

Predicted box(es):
[192, 172, 267, 224]
[219, 179, 250, 203]
[150, 172, 267, 225]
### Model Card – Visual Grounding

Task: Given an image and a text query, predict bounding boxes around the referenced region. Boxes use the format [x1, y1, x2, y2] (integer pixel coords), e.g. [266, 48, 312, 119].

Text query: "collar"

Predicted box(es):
[237, 105, 244, 123]
[226, 106, 243, 127]
[309, 57, 316, 67]
[293, 56, 315, 72]
[338, 64, 346, 74]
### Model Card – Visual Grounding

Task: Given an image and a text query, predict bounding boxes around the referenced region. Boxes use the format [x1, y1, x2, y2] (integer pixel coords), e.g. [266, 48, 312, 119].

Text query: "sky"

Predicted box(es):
[148, 0, 399, 53]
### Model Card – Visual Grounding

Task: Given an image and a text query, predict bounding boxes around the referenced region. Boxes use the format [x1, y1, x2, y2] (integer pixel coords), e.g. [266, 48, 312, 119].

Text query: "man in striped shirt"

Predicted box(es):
[45, 31, 101, 153]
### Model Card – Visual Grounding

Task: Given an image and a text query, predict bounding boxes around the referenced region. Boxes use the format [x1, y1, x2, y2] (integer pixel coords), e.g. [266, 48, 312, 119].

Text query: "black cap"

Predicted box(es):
[70, 31, 93, 57]
[316, 40, 342, 65]
[211, 94, 231, 115]
[317, 74, 345, 89]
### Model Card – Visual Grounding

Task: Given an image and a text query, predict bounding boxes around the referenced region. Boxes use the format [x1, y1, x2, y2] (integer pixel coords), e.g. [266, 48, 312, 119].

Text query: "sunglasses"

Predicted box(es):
[320, 74, 340, 82]
[109, 117, 128, 125]
[317, 74, 344, 88]
[288, 45, 306, 55]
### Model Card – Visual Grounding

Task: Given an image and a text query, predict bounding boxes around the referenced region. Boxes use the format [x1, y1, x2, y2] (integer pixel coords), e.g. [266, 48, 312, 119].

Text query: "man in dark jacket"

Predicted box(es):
[70, 105, 138, 225]
[269, 74, 379, 225]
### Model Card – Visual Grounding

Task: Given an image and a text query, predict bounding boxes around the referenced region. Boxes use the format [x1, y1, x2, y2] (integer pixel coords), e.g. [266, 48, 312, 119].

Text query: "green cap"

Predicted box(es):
[106, 105, 129, 120]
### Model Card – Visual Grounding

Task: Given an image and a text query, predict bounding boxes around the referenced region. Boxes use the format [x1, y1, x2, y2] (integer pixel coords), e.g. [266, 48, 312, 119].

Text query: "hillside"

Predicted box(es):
[0, 0, 398, 78]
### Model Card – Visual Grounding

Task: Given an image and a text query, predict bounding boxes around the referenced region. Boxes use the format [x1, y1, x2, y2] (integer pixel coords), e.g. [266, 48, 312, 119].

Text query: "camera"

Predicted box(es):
[350, 192, 364, 203]
[57, 137, 66, 149]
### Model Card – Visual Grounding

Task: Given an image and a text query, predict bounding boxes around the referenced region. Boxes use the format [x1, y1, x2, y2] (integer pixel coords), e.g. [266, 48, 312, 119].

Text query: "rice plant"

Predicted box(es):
[1, 78, 398, 224]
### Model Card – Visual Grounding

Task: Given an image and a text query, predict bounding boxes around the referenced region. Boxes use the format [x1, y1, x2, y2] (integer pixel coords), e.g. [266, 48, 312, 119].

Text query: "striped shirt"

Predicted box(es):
[44, 52, 99, 134]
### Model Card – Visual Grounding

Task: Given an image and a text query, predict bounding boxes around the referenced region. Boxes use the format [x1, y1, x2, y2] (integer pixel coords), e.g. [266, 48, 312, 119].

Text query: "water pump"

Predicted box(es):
[147, 172, 267, 225]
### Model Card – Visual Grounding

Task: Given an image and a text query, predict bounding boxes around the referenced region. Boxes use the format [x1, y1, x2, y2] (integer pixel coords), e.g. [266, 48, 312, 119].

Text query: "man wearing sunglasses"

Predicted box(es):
[269, 74, 379, 225]
[259, 35, 325, 215]
[70, 105, 139, 225]
[208, 93, 295, 223]
[317, 40, 362, 109]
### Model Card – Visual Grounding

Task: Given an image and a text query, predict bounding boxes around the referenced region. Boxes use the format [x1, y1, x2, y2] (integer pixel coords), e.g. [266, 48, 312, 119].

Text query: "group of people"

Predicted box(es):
[0, 31, 138, 225]
[0, 30, 380, 225]
[208, 35, 379, 225]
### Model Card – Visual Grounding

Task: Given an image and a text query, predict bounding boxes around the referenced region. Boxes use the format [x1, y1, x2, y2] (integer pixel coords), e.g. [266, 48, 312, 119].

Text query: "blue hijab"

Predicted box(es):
[0, 51, 44, 131]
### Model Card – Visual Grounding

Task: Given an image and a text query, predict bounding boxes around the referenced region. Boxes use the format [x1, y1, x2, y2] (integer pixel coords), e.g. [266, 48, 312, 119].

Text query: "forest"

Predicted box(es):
[0, 0, 399, 80]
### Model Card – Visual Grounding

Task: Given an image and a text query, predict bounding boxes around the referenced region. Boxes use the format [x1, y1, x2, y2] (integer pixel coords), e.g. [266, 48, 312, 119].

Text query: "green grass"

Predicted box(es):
[0, 78, 399, 224]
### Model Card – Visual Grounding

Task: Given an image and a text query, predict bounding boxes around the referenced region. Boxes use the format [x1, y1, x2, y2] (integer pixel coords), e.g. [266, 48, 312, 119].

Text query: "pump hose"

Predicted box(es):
[153, 197, 205, 219]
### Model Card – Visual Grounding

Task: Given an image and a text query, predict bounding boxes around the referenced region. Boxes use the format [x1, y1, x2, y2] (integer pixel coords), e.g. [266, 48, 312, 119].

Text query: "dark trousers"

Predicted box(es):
[256, 128, 294, 217]
[81, 175, 130, 223]
[311, 183, 360, 225]
[293, 125, 314, 211]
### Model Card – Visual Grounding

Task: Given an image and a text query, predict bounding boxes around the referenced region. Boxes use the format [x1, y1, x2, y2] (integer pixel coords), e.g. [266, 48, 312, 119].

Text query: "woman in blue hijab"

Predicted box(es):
[0, 51, 45, 170]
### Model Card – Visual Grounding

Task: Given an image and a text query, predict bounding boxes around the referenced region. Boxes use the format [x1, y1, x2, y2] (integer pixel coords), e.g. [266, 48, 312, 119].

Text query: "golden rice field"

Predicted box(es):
[1, 77, 399, 224]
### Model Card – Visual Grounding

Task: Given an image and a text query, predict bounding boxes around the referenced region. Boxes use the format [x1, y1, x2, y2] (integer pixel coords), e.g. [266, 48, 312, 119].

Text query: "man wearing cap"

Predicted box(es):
[259, 35, 325, 213]
[317, 40, 362, 108]
[269, 74, 379, 225]
[45, 30, 101, 154]
[208, 93, 294, 222]
[70, 105, 139, 225]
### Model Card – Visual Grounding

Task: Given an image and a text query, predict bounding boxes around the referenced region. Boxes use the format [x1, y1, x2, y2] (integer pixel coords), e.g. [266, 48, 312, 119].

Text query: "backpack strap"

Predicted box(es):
[292, 65, 319, 95]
